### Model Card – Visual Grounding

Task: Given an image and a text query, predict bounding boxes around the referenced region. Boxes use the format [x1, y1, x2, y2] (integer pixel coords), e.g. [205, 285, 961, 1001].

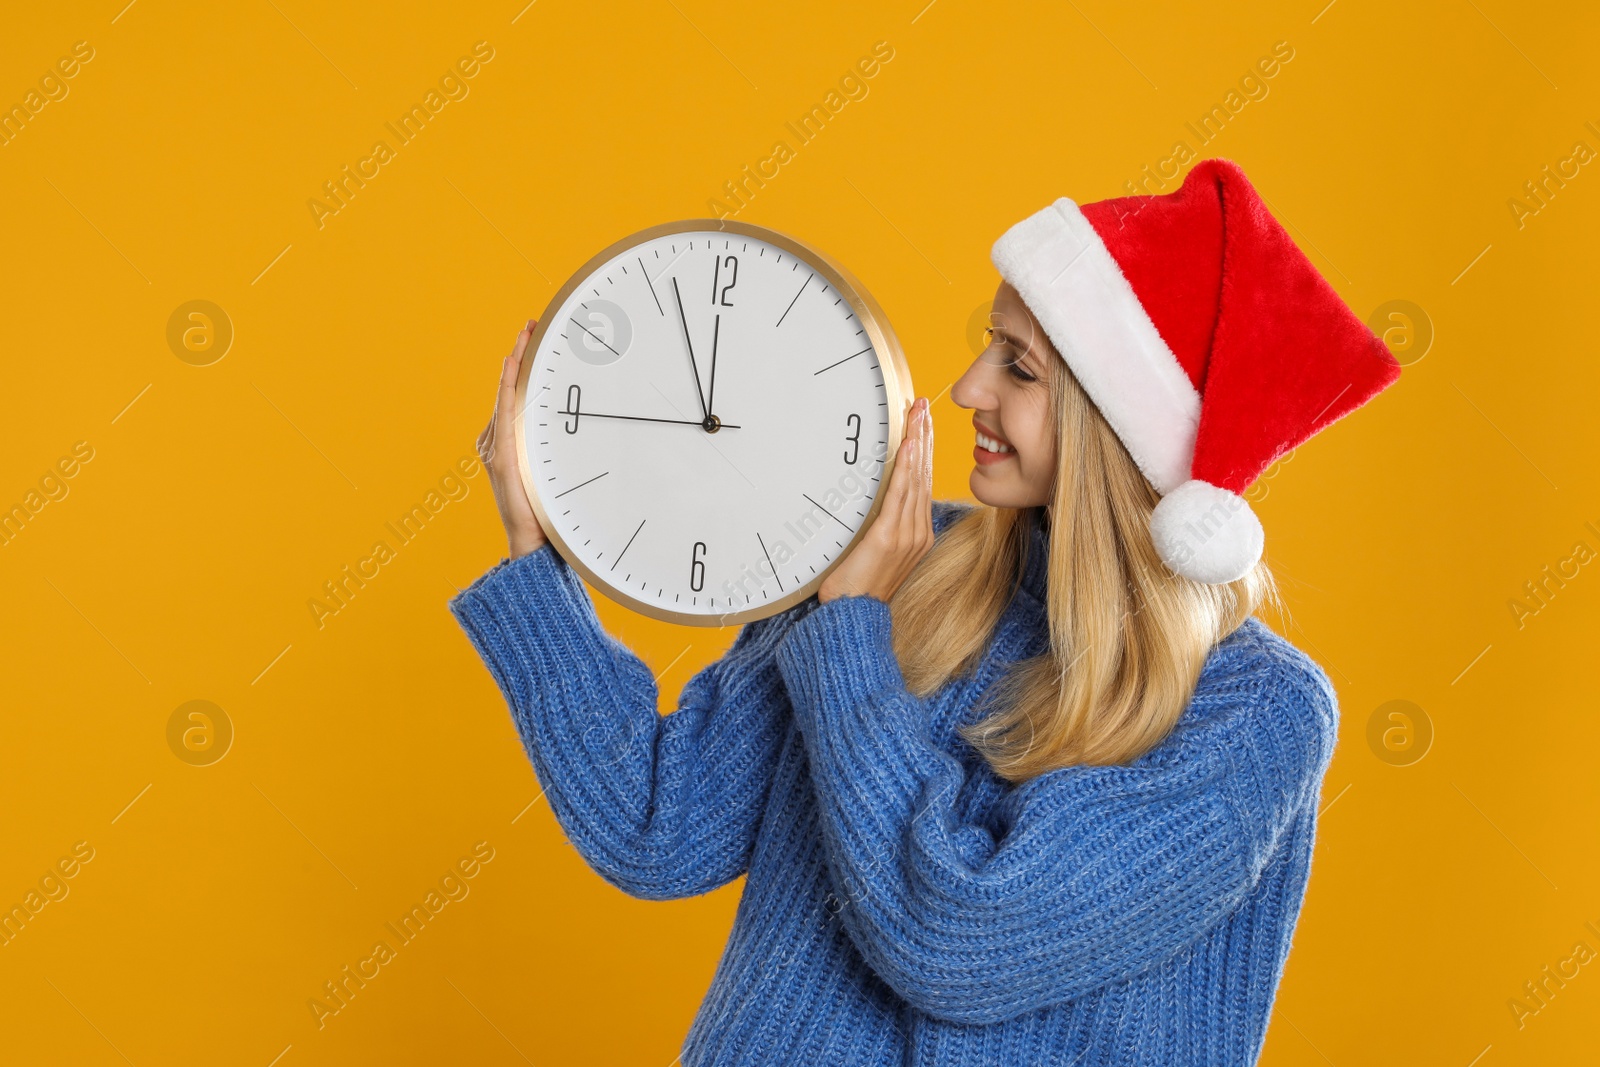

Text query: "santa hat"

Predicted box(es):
[990, 157, 1402, 585]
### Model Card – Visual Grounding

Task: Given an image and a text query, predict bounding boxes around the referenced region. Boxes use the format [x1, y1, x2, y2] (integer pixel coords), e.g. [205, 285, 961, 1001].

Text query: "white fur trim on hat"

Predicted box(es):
[1149, 479, 1264, 584]
[991, 199, 1200, 496]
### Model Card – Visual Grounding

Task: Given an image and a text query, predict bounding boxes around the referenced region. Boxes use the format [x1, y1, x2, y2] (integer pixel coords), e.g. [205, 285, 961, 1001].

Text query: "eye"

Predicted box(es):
[989, 329, 1037, 381]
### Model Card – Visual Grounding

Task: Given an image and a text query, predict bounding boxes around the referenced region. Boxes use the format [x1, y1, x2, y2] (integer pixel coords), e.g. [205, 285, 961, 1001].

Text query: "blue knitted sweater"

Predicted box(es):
[449, 500, 1338, 1066]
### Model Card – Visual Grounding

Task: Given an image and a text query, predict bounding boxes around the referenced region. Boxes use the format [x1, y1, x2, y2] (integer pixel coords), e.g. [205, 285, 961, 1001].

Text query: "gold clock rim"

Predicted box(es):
[512, 217, 914, 629]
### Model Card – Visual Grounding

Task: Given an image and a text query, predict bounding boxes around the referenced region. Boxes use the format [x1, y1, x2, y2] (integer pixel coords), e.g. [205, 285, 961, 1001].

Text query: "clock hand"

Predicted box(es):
[557, 406, 741, 429]
[670, 276, 710, 422]
[707, 313, 720, 418]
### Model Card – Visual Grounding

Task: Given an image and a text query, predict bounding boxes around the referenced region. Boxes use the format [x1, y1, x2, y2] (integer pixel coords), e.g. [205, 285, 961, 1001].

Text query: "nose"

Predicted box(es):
[949, 352, 1000, 411]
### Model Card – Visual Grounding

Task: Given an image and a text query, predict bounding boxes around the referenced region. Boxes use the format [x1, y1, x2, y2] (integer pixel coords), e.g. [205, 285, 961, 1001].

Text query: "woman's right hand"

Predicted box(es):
[477, 319, 548, 559]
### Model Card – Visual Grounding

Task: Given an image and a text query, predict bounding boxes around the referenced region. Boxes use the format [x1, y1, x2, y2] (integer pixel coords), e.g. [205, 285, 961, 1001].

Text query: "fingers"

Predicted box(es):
[898, 397, 930, 532]
[874, 396, 926, 561]
[513, 317, 536, 357]
[824, 396, 930, 604]
[497, 323, 530, 429]
[895, 400, 917, 527]
[488, 319, 537, 465]
[481, 413, 498, 462]
[916, 397, 933, 540]
[880, 401, 916, 535]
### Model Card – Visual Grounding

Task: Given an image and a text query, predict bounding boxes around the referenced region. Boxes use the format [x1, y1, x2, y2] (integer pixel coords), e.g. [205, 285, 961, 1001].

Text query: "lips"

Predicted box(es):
[972, 417, 1014, 467]
[972, 417, 1014, 455]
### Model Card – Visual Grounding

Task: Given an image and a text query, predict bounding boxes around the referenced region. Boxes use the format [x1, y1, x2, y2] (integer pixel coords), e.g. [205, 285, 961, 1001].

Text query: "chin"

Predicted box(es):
[968, 468, 1011, 508]
[969, 467, 1046, 510]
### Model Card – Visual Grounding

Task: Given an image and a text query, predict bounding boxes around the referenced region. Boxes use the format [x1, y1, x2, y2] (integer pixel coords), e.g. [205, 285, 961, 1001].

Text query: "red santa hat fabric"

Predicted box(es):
[990, 157, 1402, 584]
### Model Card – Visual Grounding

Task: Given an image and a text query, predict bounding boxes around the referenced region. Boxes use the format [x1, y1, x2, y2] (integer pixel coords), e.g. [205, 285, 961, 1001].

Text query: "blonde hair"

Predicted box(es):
[888, 352, 1278, 783]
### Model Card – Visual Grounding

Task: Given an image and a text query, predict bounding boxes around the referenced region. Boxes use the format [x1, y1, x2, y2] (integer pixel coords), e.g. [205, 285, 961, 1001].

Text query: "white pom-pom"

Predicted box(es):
[1149, 479, 1263, 585]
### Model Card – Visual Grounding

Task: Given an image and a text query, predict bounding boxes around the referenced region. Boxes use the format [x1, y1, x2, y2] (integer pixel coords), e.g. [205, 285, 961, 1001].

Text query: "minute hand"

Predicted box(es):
[670, 276, 709, 421]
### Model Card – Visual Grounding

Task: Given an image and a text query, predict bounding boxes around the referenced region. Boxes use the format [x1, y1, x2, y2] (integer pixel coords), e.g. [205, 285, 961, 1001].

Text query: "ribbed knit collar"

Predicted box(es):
[1018, 507, 1050, 603]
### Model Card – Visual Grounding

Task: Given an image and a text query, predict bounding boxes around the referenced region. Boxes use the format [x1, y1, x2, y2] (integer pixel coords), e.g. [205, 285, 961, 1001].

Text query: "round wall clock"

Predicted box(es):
[514, 218, 914, 627]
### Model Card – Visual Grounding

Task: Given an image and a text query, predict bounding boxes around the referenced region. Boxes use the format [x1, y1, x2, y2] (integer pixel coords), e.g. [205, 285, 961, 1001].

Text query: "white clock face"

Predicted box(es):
[518, 226, 904, 624]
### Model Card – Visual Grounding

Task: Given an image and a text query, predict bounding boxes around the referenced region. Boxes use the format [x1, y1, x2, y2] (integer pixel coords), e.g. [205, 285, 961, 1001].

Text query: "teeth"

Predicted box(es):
[976, 431, 1013, 454]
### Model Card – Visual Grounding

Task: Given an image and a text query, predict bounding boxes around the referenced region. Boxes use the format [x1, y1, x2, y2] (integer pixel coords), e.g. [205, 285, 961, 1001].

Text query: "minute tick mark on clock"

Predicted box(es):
[755, 531, 784, 593]
[776, 272, 813, 328]
[814, 346, 874, 375]
[801, 492, 855, 533]
[637, 256, 663, 315]
[569, 316, 622, 359]
[610, 518, 646, 572]
[554, 471, 609, 498]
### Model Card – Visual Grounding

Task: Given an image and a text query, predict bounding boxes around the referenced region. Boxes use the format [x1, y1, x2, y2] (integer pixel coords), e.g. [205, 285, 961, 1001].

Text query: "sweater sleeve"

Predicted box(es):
[773, 594, 1337, 1025]
[449, 543, 811, 901]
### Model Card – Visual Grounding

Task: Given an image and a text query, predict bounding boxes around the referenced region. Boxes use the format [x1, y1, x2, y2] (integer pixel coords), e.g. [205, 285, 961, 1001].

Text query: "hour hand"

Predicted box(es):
[707, 313, 720, 418]
[557, 386, 739, 432]
[560, 409, 740, 430]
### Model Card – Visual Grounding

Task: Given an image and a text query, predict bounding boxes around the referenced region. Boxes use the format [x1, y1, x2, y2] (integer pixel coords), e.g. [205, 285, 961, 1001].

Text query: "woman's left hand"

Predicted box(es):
[818, 396, 934, 605]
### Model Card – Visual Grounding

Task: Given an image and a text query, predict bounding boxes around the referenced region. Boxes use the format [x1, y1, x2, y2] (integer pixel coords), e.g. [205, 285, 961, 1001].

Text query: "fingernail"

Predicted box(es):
[525, 318, 535, 331]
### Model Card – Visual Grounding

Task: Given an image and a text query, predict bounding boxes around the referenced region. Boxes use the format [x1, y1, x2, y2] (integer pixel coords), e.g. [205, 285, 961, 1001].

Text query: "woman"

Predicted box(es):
[450, 158, 1401, 1065]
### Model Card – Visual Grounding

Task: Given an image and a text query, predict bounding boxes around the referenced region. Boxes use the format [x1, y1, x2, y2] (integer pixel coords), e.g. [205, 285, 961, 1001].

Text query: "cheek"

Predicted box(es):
[1013, 402, 1058, 494]
[1016, 397, 1055, 467]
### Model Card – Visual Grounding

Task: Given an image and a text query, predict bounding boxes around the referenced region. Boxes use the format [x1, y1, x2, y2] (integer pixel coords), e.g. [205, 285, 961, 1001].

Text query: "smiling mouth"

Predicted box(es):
[975, 430, 1013, 455]
[973, 430, 1014, 467]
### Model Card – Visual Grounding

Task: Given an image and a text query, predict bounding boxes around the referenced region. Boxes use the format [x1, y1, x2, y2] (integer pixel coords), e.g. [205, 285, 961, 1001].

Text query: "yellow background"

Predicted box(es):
[2, 1, 1596, 1063]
